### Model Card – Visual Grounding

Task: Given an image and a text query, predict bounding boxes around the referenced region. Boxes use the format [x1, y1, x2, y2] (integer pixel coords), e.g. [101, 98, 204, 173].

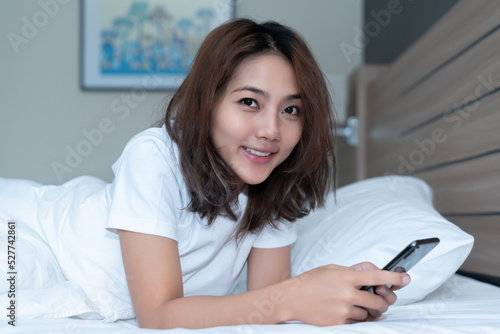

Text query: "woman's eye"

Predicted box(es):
[284, 106, 300, 115]
[240, 98, 258, 107]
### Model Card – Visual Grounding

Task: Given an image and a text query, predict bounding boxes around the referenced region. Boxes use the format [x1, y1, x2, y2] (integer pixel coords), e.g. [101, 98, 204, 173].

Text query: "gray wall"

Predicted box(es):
[364, 0, 460, 63]
[0, 0, 361, 184]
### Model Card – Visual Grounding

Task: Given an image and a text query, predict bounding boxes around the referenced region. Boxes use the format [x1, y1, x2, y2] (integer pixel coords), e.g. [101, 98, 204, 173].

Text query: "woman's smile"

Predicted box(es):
[241, 146, 275, 163]
[210, 53, 303, 190]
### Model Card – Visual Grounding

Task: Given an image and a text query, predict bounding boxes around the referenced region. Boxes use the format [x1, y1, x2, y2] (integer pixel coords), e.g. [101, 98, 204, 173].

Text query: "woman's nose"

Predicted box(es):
[255, 109, 280, 141]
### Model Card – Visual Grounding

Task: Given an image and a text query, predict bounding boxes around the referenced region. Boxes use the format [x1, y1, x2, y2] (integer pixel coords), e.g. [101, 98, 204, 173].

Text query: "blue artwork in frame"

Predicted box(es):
[81, 0, 234, 90]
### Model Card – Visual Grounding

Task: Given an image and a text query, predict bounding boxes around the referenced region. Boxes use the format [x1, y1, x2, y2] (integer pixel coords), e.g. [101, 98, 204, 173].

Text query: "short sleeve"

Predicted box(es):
[106, 129, 184, 241]
[252, 221, 297, 249]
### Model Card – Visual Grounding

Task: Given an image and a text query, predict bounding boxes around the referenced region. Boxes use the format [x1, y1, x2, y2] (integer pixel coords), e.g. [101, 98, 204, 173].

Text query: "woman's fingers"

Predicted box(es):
[348, 306, 369, 323]
[374, 285, 398, 305]
[353, 287, 389, 312]
[350, 261, 378, 272]
[351, 262, 411, 290]
[349, 262, 411, 320]
[358, 269, 410, 289]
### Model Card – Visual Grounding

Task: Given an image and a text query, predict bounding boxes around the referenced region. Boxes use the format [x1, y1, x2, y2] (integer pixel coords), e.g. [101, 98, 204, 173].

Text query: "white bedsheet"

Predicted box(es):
[2, 274, 499, 334]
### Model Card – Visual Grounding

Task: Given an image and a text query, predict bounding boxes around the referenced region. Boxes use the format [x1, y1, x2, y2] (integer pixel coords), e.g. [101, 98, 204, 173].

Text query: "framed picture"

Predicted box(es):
[81, 0, 235, 90]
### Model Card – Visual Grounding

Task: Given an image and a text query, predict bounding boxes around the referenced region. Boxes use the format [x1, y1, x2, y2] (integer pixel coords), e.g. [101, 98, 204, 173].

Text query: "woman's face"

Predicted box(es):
[210, 53, 303, 191]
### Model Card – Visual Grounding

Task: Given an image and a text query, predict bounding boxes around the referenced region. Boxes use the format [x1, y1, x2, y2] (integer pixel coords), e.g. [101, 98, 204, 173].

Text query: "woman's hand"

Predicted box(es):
[281, 263, 410, 326]
[351, 261, 411, 320]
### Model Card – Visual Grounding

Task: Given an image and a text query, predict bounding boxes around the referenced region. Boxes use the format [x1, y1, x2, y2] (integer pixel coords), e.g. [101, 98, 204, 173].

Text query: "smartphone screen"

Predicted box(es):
[361, 237, 440, 292]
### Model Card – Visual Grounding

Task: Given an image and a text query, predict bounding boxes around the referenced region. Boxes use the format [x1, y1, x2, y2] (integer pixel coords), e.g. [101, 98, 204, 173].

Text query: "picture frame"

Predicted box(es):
[81, 0, 235, 91]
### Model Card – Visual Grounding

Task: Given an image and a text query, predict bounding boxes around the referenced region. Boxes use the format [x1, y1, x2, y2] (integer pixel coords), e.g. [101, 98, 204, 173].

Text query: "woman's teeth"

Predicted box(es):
[245, 147, 271, 157]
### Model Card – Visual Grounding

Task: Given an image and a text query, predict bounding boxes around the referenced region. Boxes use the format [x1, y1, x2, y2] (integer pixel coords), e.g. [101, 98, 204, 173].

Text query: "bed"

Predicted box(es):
[1, 274, 499, 334]
[2, 0, 500, 333]
[338, 0, 500, 283]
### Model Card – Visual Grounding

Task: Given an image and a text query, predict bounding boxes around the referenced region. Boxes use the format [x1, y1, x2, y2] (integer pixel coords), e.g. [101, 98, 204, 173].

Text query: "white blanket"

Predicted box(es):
[1, 274, 499, 333]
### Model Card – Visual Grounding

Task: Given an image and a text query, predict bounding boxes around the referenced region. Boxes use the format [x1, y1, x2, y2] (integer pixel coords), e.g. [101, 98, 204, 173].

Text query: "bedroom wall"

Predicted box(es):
[364, 0, 460, 63]
[0, 0, 362, 185]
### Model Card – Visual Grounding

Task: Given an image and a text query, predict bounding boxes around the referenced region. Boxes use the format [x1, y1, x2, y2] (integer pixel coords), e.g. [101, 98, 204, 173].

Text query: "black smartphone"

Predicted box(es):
[361, 237, 440, 293]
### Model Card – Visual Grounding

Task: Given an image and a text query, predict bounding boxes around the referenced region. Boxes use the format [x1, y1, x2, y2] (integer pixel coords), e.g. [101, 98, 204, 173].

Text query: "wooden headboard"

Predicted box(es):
[339, 0, 500, 280]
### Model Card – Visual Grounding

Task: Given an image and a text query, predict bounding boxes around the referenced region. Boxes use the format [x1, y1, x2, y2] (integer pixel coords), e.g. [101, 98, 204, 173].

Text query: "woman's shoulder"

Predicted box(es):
[120, 124, 179, 164]
[127, 124, 171, 149]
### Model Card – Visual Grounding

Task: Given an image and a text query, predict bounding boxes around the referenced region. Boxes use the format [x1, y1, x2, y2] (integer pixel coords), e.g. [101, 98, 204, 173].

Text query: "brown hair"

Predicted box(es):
[165, 18, 336, 239]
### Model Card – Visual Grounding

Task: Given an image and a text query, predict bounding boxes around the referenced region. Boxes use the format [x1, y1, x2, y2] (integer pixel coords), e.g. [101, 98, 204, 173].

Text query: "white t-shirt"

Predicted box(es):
[33, 125, 296, 320]
[106, 125, 297, 295]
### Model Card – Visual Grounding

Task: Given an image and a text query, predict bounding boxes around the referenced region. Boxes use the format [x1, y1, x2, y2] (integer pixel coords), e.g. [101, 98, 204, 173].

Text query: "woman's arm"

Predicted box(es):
[119, 230, 410, 329]
[119, 230, 291, 329]
[246, 246, 291, 291]
[118, 230, 183, 327]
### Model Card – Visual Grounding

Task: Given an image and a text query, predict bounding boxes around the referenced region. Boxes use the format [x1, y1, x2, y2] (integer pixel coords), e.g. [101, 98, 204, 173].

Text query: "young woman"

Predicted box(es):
[0, 19, 409, 329]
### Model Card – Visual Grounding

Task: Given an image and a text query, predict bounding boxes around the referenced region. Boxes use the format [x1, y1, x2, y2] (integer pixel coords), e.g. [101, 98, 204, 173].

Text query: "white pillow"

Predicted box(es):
[290, 176, 474, 305]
